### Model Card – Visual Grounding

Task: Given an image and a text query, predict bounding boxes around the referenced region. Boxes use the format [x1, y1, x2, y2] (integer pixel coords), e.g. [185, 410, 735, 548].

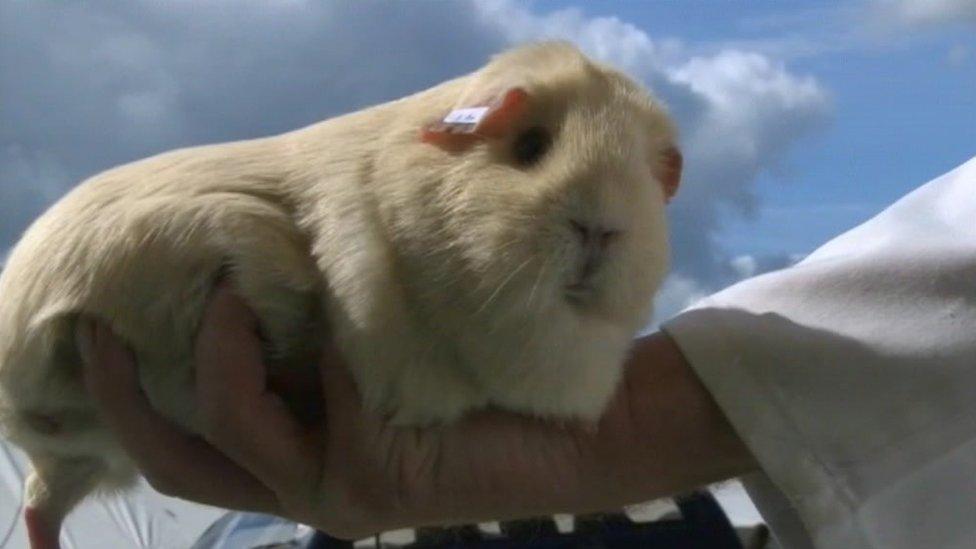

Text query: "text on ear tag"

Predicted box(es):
[443, 106, 490, 126]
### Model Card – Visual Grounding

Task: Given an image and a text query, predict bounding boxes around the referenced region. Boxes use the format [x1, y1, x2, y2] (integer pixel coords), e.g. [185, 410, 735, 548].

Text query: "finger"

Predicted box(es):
[79, 319, 281, 513]
[316, 342, 386, 454]
[319, 343, 364, 422]
[194, 282, 319, 498]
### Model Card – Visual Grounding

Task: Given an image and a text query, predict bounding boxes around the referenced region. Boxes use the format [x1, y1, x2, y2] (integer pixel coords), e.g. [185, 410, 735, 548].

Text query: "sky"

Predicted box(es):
[1, 0, 974, 323]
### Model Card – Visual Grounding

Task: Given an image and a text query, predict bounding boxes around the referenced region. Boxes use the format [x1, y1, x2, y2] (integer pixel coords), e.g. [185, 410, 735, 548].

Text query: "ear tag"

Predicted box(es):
[422, 105, 490, 141]
[442, 106, 490, 128]
[421, 87, 529, 151]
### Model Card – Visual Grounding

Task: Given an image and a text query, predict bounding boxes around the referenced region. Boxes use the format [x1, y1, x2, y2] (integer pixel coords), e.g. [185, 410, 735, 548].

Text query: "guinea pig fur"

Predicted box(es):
[0, 41, 681, 548]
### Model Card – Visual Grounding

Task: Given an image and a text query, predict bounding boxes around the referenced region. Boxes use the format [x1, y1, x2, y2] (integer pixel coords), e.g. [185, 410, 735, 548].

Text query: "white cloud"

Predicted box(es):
[721, 2, 975, 62]
[731, 253, 802, 280]
[875, 0, 976, 27]
[473, 2, 683, 73]
[730, 255, 759, 280]
[648, 274, 710, 329]
[859, 0, 976, 40]
[649, 250, 803, 328]
[670, 51, 827, 158]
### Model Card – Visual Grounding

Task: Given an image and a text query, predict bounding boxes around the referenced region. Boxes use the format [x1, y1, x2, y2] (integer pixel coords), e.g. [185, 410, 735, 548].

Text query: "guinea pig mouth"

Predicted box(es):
[565, 280, 596, 305]
[565, 256, 603, 305]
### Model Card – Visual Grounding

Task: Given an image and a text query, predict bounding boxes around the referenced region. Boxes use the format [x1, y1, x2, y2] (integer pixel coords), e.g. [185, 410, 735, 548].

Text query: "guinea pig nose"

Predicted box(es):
[570, 219, 589, 241]
[570, 220, 619, 247]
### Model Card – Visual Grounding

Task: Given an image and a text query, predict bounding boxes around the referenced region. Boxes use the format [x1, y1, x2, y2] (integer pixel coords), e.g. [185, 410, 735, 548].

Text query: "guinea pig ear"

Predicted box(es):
[658, 146, 683, 203]
[421, 88, 530, 152]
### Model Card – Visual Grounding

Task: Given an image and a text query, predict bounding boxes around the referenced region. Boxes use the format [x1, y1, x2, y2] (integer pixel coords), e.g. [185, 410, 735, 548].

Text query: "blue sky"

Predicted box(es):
[1, 0, 974, 321]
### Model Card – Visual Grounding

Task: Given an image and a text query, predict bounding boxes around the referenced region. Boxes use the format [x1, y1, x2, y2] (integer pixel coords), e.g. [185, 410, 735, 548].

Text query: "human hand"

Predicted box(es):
[80, 283, 753, 539]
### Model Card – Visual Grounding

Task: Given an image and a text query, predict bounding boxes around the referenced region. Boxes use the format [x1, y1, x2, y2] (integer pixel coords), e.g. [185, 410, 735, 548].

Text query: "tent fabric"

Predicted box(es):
[0, 439, 228, 548]
[2, 435, 761, 548]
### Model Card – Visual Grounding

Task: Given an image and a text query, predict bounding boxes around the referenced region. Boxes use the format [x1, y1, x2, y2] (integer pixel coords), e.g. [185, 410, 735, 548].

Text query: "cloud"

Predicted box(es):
[730, 252, 804, 280]
[873, 0, 976, 28]
[721, 2, 976, 63]
[729, 255, 759, 280]
[643, 274, 710, 333]
[650, 252, 804, 325]
[0, 0, 830, 325]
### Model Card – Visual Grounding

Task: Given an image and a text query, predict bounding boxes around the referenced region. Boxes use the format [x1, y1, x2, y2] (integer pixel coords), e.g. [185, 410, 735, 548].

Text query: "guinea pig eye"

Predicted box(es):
[512, 126, 551, 167]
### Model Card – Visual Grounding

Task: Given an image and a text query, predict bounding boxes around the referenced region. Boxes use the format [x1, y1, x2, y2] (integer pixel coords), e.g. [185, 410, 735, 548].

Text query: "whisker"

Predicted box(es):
[470, 236, 525, 293]
[527, 254, 553, 309]
[476, 257, 532, 315]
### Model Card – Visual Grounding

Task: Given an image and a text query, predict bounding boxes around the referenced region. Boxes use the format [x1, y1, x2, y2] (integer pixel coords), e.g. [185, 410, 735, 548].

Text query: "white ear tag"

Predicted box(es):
[443, 106, 489, 126]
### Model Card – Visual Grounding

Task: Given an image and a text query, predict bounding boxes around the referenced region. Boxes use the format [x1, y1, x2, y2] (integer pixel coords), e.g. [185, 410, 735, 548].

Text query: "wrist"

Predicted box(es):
[592, 332, 757, 503]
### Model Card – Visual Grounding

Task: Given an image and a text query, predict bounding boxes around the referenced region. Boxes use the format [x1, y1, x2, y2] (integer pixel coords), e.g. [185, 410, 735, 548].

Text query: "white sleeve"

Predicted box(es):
[662, 156, 976, 549]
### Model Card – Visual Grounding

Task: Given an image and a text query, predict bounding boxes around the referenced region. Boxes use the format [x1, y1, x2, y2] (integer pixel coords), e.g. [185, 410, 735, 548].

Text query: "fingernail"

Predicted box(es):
[75, 319, 95, 365]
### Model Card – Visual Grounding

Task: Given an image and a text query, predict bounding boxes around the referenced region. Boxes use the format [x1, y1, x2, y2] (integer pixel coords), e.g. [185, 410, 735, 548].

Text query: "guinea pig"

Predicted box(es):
[0, 41, 682, 548]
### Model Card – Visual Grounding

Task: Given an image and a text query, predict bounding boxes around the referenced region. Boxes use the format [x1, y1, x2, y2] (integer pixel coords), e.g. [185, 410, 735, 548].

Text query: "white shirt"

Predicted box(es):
[663, 156, 976, 549]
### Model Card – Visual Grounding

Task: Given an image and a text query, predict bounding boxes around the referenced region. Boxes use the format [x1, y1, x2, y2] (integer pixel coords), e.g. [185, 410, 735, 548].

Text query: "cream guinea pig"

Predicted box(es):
[0, 41, 682, 548]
